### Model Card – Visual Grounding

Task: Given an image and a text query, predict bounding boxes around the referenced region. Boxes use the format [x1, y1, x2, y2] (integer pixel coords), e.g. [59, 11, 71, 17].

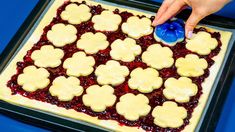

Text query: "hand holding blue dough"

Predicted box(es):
[154, 19, 185, 46]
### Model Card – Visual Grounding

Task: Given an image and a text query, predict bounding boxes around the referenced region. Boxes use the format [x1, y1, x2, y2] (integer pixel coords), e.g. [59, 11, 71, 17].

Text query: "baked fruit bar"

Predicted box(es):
[0, 0, 232, 131]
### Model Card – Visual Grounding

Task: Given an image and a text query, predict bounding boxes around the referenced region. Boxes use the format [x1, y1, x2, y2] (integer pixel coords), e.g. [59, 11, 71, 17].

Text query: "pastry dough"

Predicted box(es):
[128, 67, 162, 93]
[63, 51, 95, 77]
[175, 54, 208, 77]
[116, 93, 151, 121]
[47, 23, 77, 47]
[49, 76, 83, 101]
[142, 44, 174, 70]
[0, 0, 232, 132]
[95, 60, 129, 86]
[110, 38, 141, 62]
[92, 10, 122, 31]
[76, 32, 109, 54]
[186, 32, 218, 55]
[31, 45, 64, 68]
[122, 16, 153, 39]
[152, 101, 187, 128]
[61, 4, 91, 24]
[17, 66, 50, 92]
[82, 85, 116, 112]
[163, 77, 198, 103]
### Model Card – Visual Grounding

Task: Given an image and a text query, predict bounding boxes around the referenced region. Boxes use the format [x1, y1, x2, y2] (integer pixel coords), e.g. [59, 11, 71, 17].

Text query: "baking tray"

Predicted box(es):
[0, 0, 234, 131]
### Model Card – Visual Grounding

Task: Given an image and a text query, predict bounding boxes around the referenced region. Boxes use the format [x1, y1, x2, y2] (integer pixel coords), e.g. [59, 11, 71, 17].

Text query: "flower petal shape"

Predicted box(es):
[95, 60, 129, 86]
[116, 93, 151, 121]
[163, 77, 198, 103]
[61, 4, 91, 24]
[31, 45, 64, 68]
[110, 38, 141, 62]
[47, 23, 77, 47]
[76, 32, 109, 54]
[128, 67, 163, 93]
[49, 76, 84, 101]
[92, 10, 122, 31]
[63, 51, 95, 77]
[186, 32, 218, 55]
[122, 16, 153, 39]
[17, 66, 50, 92]
[142, 44, 174, 70]
[82, 85, 116, 112]
[175, 54, 208, 77]
[152, 101, 187, 128]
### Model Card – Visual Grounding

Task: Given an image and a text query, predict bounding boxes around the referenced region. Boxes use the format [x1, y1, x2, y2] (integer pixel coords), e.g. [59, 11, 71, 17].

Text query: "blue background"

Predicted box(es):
[0, 0, 234, 131]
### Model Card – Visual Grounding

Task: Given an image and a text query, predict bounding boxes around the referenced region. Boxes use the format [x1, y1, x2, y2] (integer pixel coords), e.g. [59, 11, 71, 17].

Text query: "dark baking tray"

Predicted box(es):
[0, 0, 234, 131]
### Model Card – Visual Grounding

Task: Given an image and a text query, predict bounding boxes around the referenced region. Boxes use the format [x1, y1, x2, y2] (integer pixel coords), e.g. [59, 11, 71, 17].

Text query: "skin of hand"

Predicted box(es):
[152, 0, 231, 38]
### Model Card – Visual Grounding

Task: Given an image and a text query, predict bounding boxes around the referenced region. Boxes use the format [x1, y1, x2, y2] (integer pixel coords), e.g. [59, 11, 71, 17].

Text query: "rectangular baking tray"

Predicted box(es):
[0, 0, 234, 131]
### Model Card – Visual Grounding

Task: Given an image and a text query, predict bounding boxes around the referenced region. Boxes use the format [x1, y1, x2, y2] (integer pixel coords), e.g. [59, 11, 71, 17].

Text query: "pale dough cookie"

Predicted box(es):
[82, 85, 116, 112]
[116, 93, 151, 121]
[49, 76, 83, 101]
[110, 38, 141, 62]
[163, 77, 198, 103]
[152, 101, 187, 128]
[142, 44, 174, 70]
[95, 60, 129, 86]
[17, 66, 50, 92]
[76, 32, 109, 54]
[61, 4, 91, 24]
[92, 10, 122, 31]
[122, 16, 153, 39]
[47, 23, 77, 47]
[31, 45, 64, 68]
[186, 32, 218, 55]
[128, 68, 163, 93]
[175, 54, 208, 77]
[63, 51, 95, 77]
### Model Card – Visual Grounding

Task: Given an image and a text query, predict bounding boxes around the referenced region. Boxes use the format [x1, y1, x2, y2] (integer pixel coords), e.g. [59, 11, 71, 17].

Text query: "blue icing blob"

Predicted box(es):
[154, 19, 185, 45]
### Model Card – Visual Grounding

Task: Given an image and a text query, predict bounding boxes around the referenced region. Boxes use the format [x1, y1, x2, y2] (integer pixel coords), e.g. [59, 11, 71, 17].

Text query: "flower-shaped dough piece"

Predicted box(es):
[17, 66, 50, 92]
[49, 76, 83, 101]
[163, 77, 198, 103]
[31, 45, 64, 68]
[110, 38, 141, 62]
[175, 54, 208, 77]
[116, 93, 151, 121]
[128, 68, 163, 93]
[186, 32, 218, 55]
[82, 85, 116, 112]
[77, 32, 109, 54]
[95, 60, 129, 86]
[63, 52, 95, 77]
[152, 101, 187, 128]
[61, 4, 91, 24]
[47, 23, 77, 47]
[92, 10, 122, 31]
[122, 16, 153, 39]
[142, 44, 174, 70]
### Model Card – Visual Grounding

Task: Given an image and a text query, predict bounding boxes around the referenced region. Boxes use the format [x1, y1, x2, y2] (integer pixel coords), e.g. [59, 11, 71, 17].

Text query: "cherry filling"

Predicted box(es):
[7, 1, 222, 131]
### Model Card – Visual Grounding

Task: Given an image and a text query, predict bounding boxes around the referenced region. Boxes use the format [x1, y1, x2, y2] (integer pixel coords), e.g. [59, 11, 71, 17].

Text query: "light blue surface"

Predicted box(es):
[0, 0, 234, 132]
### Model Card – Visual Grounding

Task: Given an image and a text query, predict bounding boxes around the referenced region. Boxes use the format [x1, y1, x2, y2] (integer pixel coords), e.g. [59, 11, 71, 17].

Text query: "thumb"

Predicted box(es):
[185, 11, 205, 38]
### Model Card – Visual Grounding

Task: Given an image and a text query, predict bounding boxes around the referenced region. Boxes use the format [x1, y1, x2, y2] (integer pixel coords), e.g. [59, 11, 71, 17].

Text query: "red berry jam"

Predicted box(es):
[7, 1, 222, 131]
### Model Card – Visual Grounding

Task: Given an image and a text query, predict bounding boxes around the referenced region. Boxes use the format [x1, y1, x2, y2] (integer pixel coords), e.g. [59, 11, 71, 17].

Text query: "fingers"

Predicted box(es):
[185, 11, 205, 38]
[152, 0, 185, 26]
[153, 0, 174, 25]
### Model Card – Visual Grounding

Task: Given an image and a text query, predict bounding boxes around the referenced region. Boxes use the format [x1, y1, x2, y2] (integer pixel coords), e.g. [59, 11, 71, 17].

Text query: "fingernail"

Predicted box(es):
[152, 20, 158, 26]
[188, 31, 193, 38]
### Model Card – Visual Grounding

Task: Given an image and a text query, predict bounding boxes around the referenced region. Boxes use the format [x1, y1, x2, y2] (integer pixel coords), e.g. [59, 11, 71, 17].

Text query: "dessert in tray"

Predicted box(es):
[0, 0, 232, 131]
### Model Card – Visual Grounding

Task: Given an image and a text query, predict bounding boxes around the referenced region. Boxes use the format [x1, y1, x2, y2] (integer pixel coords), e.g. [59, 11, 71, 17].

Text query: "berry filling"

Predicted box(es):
[7, 1, 222, 131]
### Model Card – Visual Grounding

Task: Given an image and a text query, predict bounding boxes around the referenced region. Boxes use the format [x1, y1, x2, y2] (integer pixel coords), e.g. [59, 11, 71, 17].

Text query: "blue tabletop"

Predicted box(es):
[0, 0, 234, 132]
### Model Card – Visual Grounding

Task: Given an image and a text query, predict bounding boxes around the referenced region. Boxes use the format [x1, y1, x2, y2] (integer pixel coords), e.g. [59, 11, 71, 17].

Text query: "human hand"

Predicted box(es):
[152, 0, 230, 38]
